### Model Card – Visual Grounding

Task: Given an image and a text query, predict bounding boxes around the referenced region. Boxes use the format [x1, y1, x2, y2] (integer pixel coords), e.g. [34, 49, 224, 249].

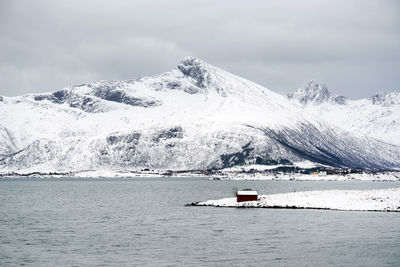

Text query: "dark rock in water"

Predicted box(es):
[185, 202, 200, 206]
[0, 96, 4, 102]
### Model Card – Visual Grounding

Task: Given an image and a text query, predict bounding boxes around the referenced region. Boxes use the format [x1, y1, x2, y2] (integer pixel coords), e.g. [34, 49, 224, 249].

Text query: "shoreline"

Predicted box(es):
[189, 188, 400, 212]
[1, 170, 400, 181]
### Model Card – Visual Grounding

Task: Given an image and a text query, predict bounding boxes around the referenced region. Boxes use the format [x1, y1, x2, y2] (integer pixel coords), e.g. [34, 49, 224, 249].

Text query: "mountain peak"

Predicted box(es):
[287, 80, 347, 105]
[370, 91, 400, 106]
[179, 56, 203, 66]
[177, 56, 212, 89]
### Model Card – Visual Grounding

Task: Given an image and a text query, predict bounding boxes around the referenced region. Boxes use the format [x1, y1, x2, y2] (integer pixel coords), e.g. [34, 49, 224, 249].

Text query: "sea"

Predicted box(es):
[1, 177, 399, 266]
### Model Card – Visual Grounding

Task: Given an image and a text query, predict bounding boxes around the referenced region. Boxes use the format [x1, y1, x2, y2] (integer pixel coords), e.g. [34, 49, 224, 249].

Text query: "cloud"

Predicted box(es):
[0, 0, 399, 97]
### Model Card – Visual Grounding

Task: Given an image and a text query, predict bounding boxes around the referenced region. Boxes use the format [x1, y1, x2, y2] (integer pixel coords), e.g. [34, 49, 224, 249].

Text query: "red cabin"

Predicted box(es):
[236, 190, 258, 202]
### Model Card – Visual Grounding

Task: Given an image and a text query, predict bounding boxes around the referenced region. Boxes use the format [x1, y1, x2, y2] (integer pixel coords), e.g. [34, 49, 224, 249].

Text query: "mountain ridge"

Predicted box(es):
[287, 81, 400, 145]
[1, 57, 399, 173]
[287, 80, 347, 105]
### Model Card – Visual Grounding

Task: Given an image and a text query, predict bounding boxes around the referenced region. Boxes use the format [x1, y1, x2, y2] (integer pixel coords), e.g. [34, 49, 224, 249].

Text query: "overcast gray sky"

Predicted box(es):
[0, 0, 399, 98]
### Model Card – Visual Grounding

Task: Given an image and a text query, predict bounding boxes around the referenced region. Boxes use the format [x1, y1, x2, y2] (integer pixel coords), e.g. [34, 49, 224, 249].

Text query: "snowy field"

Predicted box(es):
[193, 188, 400, 212]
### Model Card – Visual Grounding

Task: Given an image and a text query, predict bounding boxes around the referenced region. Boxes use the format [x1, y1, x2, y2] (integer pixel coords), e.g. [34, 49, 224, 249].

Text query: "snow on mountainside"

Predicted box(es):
[371, 91, 400, 106]
[1, 57, 400, 173]
[288, 81, 400, 145]
[287, 80, 347, 105]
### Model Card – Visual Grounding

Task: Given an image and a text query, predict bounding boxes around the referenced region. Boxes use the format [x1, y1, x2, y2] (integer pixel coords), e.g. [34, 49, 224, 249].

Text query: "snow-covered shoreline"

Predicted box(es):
[1, 169, 400, 181]
[191, 188, 400, 212]
[214, 172, 400, 181]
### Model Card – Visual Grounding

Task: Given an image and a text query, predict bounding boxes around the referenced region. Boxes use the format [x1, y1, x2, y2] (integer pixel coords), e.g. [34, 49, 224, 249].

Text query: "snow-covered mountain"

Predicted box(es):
[287, 80, 347, 105]
[288, 81, 400, 146]
[1, 57, 399, 173]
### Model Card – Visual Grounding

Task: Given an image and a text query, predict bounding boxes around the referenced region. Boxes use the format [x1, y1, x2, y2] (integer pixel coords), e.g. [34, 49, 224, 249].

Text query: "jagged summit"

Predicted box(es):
[371, 90, 400, 106]
[176, 56, 221, 92]
[177, 56, 208, 86]
[28, 56, 288, 114]
[175, 56, 286, 101]
[287, 80, 347, 105]
[290, 84, 400, 146]
[30, 57, 283, 111]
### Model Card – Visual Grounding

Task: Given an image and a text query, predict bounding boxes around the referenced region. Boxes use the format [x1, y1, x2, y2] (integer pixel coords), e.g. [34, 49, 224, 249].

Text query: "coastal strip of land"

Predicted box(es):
[189, 188, 400, 212]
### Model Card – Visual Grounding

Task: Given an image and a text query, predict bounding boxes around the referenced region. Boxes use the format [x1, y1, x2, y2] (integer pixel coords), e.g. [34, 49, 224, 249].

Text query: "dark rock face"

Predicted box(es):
[0, 139, 59, 169]
[177, 57, 210, 89]
[0, 126, 18, 157]
[259, 123, 398, 170]
[254, 157, 292, 166]
[166, 80, 200, 94]
[106, 132, 141, 146]
[220, 142, 254, 168]
[92, 87, 160, 107]
[333, 95, 347, 105]
[287, 80, 347, 105]
[100, 132, 142, 166]
[371, 91, 400, 106]
[33, 84, 161, 112]
[215, 121, 396, 170]
[166, 81, 181, 89]
[153, 127, 184, 142]
[34, 90, 105, 113]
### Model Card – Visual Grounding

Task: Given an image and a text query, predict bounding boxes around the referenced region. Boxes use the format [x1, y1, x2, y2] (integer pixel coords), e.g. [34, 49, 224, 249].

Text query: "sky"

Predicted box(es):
[0, 0, 399, 98]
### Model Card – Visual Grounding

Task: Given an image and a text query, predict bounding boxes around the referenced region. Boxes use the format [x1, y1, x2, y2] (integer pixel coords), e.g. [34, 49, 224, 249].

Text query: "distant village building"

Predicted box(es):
[236, 190, 258, 202]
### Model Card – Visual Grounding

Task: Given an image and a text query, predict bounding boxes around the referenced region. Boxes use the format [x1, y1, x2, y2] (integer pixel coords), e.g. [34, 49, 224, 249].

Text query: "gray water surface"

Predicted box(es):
[0, 178, 399, 266]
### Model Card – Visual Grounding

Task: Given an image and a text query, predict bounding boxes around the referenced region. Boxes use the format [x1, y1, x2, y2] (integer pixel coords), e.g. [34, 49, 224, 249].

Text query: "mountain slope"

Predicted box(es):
[1, 57, 399, 172]
[288, 81, 400, 145]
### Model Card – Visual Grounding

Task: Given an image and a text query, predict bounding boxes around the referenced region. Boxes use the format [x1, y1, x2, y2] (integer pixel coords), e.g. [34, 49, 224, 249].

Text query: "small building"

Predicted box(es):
[236, 190, 258, 202]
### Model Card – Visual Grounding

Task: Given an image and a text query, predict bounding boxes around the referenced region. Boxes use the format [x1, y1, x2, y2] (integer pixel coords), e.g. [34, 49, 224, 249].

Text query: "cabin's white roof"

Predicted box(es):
[237, 190, 258, 196]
